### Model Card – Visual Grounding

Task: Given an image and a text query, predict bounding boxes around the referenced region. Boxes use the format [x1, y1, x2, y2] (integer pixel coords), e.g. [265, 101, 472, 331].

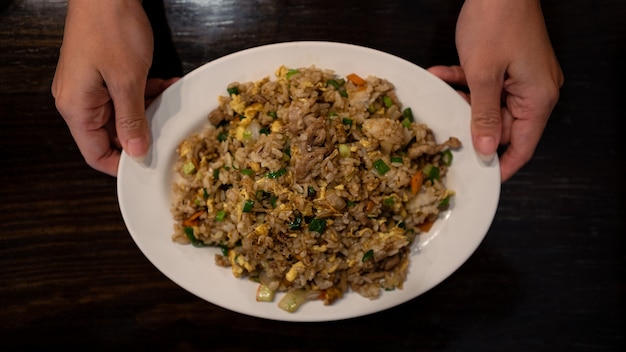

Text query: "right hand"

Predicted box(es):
[52, 0, 155, 176]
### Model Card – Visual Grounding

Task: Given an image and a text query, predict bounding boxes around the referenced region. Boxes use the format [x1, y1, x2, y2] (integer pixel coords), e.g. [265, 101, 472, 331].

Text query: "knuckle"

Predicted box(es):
[117, 113, 146, 132]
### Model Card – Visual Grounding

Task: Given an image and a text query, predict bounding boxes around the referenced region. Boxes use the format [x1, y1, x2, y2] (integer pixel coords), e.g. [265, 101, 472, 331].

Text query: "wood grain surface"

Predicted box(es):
[1, 0, 623, 350]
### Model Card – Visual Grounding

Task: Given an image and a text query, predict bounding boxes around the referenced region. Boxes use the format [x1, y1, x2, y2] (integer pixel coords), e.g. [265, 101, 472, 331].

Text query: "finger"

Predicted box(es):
[500, 106, 514, 145]
[466, 71, 505, 165]
[108, 76, 150, 161]
[427, 65, 467, 86]
[498, 117, 544, 182]
[144, 77, 179, 107]
[63, 102, 121, 176]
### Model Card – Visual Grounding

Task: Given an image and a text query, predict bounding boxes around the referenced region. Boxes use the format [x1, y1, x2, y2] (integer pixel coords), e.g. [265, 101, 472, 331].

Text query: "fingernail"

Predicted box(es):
[476, 136, 496, 166]
[477, 151, 496, 166]
[127, 137, 148, 163]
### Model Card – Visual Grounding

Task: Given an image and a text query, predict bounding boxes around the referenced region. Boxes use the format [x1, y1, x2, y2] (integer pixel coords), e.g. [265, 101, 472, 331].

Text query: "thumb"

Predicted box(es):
[111, 80, 150, 161]
[467, 74, 504, 165]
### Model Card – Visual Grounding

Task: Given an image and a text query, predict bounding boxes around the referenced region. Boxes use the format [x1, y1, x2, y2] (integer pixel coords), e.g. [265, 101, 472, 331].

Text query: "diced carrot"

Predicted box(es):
[365, 200, 376, 213]
[347, 73, 367, 86]
[411, 171, 424, 195]
[418, 220, 435, 232]
[182, 210, 204, 227]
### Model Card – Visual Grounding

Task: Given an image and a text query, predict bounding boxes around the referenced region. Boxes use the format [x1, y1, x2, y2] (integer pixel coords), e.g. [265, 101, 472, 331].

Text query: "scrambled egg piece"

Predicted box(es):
[229, 94, 246, 115]
[285, 261, 305, 282]
[244, 102, 264, 120]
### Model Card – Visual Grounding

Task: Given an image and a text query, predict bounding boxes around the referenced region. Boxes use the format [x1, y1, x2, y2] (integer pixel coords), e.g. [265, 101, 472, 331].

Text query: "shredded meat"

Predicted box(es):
[304, 117, 327, 147]
[407, 137, 462, 159]
[208, 108, 231, 126]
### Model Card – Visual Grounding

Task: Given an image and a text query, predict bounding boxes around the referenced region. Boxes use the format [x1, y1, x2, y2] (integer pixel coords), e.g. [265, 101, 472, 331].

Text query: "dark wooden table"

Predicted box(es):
[1, 0, 623, 350]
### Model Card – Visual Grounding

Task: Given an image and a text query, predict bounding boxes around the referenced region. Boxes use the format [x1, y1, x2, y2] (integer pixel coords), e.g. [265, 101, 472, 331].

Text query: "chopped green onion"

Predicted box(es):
[265, 168, 287, 179]
[202, 188, 209, 200]
[423, 164, 440, 180]
[286, 69, 300, 79]
[269, 195, 278, 208]
[215, 210, 227, 222]
[227, 86, 239, 96]
[308, 218, 327, 234]
[184, 227, 206, 248]
[346, 200, 356, 207]
[284, 145, 291, 158]
[390, 156, 403, 164]
[268, 111, 278, 119]
[241, 168, 254, 176]
[373, 159, 390, 175]
[243, 129, 252, 140]
[326, 79, 348, 97]
[441, 149, 453, 166]
[362, 249, 374, 262]
[383, 197, 395, 206]
[259, 126, 271, 135]
[402, 107, 414, 121]
[217, 132, 227, 142]
[401, 117, 411, 129]
[182, 161, 196, 175]
[218, 243, 229, 256]
[242, 199, 254, 213]
[338, 144, 351, 158]
[439, 196, 451, 207]
[326, 79, 341, 90]
[213, 167, 220, 179]
[307, 186, 316, 198]
[383, 96, 393, 108]
[288, 214, 303, 230]
[342, 118, 353, 126]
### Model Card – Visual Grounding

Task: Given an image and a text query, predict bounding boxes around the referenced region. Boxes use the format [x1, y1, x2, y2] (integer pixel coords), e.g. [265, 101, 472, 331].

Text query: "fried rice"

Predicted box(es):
[170, 65, 461, 312]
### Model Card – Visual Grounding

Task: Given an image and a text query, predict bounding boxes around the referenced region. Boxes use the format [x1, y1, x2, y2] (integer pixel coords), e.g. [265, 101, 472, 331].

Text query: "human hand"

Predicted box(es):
[428, 0, 564, 182]
[52, 0, 166, 176]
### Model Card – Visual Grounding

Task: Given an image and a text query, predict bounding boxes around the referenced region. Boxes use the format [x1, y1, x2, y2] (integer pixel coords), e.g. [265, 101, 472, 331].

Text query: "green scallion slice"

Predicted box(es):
[184, 227, 206, 248]
[373, 159, 390, 175]
[362, 249, 374, 262]
[423, 164, 440, 180]
[227, 87, 239, 96]
[215, 210, 227, 222]
[383, 96, 393, 108]
[242, 199, 254, 213]
[439, 196, 451, 207]
[269, 195, 278, 208]
[402, 107, 414, 121]
[288, 214, 302, 230]
[265, 168, 287, 179]
[308, 218, 326, 234]
[286, 69, 300, 79]
[441, 149, 453, 166]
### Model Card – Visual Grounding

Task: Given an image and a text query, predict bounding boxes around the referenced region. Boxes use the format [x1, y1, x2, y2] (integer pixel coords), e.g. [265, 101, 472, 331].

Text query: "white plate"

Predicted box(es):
[117, 41, 500, 322]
